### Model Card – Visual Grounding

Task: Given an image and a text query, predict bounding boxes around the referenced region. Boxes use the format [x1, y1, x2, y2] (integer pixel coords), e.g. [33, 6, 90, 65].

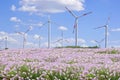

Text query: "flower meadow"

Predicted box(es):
[0, 48, 120, 80]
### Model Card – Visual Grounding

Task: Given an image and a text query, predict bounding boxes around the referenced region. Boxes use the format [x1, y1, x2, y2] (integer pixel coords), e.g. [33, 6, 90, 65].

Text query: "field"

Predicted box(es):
[0, 48, 120, 80]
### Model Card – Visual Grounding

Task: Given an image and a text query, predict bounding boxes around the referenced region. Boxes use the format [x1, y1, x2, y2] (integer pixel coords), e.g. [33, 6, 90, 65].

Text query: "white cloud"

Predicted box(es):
[34, 34, 39, 39]
[18, 0, 84, 13]
[26, 42, 34, 46]
[0, 31, 7, 35]
[10, 17, 21, 23]
[30, 22, 43, 27]
[11, 5, 16, 11]
[66, 38, 86, 44]
[42, 42, 62, 48]
[90, 40, 96, 44]
[111, 28, 120, 32]
[81, 44, 88, 47]
[110, 40, 120, 44]
[7, 36, 17, 43]
[109, 45, 120, 48]
[19, 5, 37, 12]
[17, 21, 43, 28]
[59, 26, 68, 31]
[78, 38, 86, 43]
[33, 34, 43, 40]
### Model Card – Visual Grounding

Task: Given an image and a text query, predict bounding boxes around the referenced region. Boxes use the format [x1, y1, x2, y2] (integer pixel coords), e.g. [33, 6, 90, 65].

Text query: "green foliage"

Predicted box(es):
[0, 65, 5, 73]
[96, 51, 107, 54]
[92, 68, 120, 80]
[111, 57, 120, 62]
[0, 65, 120, 80]
[86, 73, 95, 79]
[110, 49, 119, 54]
[88, 46, 99, 48]
[109, 72, 120, 80]
[66, 60, 77, 64]
[65, 46, 99, 48]
[97, 49, 119, 54]
[8, 70, 17, 76]
[44, 67, 83, 80]
[23, 58, 33, 62]
[19, 65, 29, 72]
[65, 46, 81, 48]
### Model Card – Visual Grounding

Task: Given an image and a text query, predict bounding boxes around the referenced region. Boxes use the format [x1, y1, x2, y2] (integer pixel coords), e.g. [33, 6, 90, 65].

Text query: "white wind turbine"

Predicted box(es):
[53, 39, 70, 48]
[0, 36, 8, 49]
[95, 17, 110, 48]
[0, 37, 8, 49]
[0, 38, 4, 50]
[16, 26, 32, 49]
[34, 34, 42, 48]
[58, 26, 68, 47]
[41, 16, 51, 48]
[94, 38, 104, 48]
[4, 36, 8, 49]
[42, 16, 60, 48]
[65, 7, 92, 47]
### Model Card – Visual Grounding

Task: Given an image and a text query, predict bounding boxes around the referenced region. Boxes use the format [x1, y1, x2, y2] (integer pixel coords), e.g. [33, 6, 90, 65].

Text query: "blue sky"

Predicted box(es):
[0, 0, 120, 49]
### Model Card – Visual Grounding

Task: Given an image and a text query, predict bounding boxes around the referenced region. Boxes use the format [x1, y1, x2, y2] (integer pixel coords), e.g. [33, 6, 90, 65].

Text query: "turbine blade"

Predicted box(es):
[65, 6, 76, 18]
[64, 40, 70, 43]
[25, 29, 29, 33]
[41, 21, 48, 26]
[25, 26, 32, 33]
[78, 12, 92, 18]
[100, 38, 105, 42]
[94, 40, 98, 43]
[94, 26, 105, 29]
[16, 32, 24, 35]
[54, 39, 62, 43]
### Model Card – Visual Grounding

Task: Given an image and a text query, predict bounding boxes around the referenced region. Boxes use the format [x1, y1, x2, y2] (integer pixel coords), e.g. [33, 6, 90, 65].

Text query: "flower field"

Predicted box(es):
[0, 48, 120, 80]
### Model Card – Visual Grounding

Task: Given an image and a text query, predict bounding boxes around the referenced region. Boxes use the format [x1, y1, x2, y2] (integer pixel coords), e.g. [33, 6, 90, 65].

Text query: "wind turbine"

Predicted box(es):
[58, 26, 68, 47]
[65, 7, 92, 47]
[16, 26, 32, 49]
[41, 16, 51, 48]
[0, 38, 4, 50]
[34, 34, 42, 48]
[53, 39, 70, 48]
[95, 17, 110, 48]
[0, 37, 8, 50]
[5, 37, 8, 49]
[94, 38, 104, 48]
[42, 16, 60, 48]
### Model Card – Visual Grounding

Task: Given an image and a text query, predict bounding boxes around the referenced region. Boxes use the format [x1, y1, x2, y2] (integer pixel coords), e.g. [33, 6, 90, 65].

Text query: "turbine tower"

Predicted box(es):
[42, 16, 60, 48]
[42, 16, 51, 48]
[65, 7, 92, 47]
[95, 17, 110, 48]
[48, 16, 51, 48]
